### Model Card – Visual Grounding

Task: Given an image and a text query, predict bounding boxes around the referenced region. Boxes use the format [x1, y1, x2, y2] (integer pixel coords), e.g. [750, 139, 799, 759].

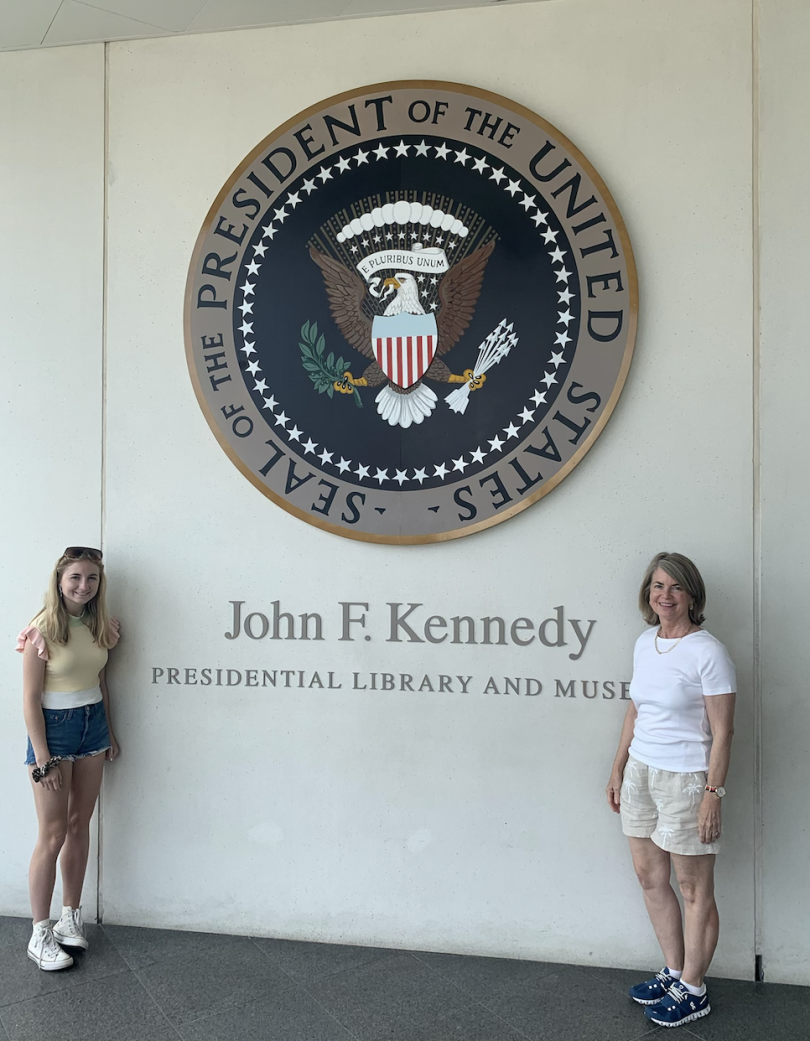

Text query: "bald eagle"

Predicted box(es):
[309, 240, 495, 428]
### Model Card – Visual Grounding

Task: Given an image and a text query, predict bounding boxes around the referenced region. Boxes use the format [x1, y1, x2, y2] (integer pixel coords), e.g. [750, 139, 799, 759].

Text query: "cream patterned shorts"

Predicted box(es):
[620, 756, 719, 856]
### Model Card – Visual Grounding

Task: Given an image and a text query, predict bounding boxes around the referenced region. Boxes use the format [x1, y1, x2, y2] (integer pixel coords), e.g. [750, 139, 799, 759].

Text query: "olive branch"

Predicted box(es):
[298, 321, 362, 408]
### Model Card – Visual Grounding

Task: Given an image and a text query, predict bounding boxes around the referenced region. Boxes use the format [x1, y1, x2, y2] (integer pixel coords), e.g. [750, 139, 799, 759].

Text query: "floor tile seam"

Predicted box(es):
[293, 952, 486, 1017]
[677, 1025, 712, 1041]
[407, 948, 556, 1002]
[102, 932, 250, 972]
[286, 997, 364, 1041]
[214, 941, 364, 1040]
[290, 958, 385, 985]
[403, 954, 505, 1007]
[390, 953, 541, 1041]
[169, 987, 363, 1040]
[282, 986, 365, 1041]
[248, 935, 389, 988]
[464, 997, 543, 1041]
[98, 924, 141, 971]
[0, 957, 134, 1011]
[296, 953, 399, 986]
[172, 988, 329, 1031]
[247, 943, 386, 1041]
[288, 991, 366, 1039]
[135, 968, 297, 1030]
[169, 992, 288, 1030]
[299, 988, 489, 1041]
[127, 965, 187, 1039]
[582, 966, 651, 1000]
[409, 948, 562, 991]
[456, 996, 540, 1041]
[247, 935, 343, 986]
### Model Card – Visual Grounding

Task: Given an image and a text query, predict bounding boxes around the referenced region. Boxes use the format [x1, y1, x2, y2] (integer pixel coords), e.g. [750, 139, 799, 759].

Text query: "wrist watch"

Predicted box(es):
[705, 785, 726, 798]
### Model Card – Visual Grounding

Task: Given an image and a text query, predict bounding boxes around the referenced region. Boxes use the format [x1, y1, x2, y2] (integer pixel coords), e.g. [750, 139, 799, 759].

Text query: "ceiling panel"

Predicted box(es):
[84, 0, 209, 33]
[42, 0, 165, 46]
[0, 0, 549, 52]
[342, 0, 490, 14]
[188, 0, 350, 33]
[0, 1, 62, 50]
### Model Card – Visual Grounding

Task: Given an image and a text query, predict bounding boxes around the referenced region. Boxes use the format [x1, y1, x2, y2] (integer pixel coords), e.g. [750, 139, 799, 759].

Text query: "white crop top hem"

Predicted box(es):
[41, 685, 102, 710]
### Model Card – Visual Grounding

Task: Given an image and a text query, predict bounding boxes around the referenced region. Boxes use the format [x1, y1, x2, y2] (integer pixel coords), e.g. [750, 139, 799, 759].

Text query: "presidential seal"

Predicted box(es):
[185, 81, 637, 543]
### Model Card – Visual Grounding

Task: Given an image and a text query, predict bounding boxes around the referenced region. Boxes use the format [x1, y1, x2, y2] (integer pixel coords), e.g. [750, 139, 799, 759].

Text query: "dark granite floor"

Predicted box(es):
[0, 915, 807, 1041]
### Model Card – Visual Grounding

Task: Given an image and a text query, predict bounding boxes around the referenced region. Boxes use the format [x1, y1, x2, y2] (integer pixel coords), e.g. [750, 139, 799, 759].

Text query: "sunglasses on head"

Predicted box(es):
[63, 546, 103, 562]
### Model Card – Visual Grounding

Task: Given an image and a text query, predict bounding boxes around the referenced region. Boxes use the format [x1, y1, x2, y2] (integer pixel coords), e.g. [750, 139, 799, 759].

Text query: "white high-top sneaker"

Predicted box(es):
[27, 921, 74, 971]
[53, 906, 89, 950]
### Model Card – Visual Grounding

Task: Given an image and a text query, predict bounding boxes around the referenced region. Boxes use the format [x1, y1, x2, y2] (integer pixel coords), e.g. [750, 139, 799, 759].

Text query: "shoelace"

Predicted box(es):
[38, 930, 62, 962]
[665, 983, 688, 1005]
[62, 910, 82, 936]
[654, 970, 671, 985]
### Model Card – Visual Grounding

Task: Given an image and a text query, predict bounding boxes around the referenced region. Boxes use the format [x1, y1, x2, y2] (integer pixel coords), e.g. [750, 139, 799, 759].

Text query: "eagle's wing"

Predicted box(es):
[436, 240, 496, 355]
[309, 247, 374, 359]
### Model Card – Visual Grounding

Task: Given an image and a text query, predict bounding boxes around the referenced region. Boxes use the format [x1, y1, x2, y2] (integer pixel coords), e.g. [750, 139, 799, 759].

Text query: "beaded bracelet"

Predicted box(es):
[32, 756, 63, 783]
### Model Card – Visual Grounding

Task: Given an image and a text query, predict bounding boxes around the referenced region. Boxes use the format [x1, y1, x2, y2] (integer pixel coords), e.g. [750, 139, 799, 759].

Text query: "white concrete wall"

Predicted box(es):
[100, 0, 755, 978]
[758, 0, 810, 987]
[5, 0, 810, 987]
[0, 45, 105, 919]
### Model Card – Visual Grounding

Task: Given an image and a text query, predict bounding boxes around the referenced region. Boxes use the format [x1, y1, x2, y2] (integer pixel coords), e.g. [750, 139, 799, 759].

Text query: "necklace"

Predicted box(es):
[654, 630, 686, 654]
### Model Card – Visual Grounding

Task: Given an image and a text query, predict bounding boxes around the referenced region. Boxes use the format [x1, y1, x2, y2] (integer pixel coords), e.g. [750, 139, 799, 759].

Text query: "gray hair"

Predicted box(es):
[639, 552, 706, 626]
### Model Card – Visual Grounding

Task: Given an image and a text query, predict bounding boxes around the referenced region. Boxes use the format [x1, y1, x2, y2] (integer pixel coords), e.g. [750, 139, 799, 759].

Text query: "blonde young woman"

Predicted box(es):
[17, 547, 120, 970]
[606, 552, 736, 1028]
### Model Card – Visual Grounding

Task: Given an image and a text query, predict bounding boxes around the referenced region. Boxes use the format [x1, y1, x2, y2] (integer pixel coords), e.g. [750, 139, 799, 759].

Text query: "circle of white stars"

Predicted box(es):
[234, 139, 578, 491]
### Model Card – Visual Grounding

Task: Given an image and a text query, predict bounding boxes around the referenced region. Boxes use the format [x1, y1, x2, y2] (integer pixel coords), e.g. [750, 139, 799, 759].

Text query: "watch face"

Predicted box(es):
[716, 787, 726, 798]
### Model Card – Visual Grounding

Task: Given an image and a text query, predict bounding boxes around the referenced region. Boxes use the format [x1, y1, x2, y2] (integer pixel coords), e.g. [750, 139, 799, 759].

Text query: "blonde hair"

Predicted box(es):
[33, 550, 117, 649]
[639, 551, 707, 627]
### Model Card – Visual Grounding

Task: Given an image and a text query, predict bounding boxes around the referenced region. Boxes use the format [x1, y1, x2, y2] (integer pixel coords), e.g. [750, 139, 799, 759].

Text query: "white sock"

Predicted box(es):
[665, 967, 682, 979]
[681, 980, 706, 996]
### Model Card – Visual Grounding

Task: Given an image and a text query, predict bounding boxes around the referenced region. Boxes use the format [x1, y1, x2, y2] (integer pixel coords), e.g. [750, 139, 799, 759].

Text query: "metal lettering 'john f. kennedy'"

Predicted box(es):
[185, 81, 638, 543]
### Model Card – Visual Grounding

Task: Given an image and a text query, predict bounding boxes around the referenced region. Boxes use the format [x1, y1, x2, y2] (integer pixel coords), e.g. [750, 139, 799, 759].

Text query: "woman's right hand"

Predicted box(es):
[37, 763, 63, 792]
[605, 771, 622, 813]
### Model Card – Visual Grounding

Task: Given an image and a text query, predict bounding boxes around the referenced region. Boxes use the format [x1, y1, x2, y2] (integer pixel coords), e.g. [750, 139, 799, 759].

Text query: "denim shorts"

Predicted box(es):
[25, 700, 111, 765]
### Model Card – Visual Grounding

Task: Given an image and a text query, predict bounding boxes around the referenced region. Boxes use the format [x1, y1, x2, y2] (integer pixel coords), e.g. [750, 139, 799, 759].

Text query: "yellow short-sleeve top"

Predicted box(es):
[34, 613, 108, 693]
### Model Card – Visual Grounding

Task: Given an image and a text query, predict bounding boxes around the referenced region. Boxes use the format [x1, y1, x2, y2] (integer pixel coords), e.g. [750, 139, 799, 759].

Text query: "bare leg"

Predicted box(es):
[672, 853, 718, 987]
[61, 754, 105, 908]
[628, 837, 684, 970]
[28, 762, 73, 923]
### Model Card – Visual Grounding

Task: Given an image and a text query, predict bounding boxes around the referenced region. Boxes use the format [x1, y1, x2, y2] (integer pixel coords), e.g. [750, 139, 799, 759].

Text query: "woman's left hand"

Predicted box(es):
[698, 792, 722, 844]
[106, 734, 120, 761]
[605, 770, 623, 813]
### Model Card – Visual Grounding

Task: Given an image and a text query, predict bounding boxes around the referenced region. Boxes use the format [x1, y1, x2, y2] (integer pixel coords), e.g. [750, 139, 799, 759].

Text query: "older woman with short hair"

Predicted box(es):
[606, 551, 736, 1028]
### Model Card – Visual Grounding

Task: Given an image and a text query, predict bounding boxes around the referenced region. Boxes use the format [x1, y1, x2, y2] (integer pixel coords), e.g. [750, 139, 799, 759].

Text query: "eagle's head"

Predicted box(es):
[382, 273, 425, 316]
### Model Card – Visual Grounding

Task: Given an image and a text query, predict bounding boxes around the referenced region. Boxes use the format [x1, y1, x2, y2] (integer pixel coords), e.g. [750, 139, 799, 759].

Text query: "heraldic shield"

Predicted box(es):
[371, 313, 438, 390]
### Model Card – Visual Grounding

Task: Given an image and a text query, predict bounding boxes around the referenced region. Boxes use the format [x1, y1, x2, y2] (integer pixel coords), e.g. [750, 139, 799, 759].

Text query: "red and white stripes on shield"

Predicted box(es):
[374, 335, 436, 389]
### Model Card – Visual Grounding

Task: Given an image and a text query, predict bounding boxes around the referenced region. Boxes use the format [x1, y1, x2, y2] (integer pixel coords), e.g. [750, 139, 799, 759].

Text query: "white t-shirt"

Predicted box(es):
[628, 627, 736, 772]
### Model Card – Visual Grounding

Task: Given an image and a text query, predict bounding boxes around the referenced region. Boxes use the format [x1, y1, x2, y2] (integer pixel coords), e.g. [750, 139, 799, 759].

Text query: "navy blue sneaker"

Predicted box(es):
[644, 980, 711, 1027]
[628, 968, 678, 1005]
